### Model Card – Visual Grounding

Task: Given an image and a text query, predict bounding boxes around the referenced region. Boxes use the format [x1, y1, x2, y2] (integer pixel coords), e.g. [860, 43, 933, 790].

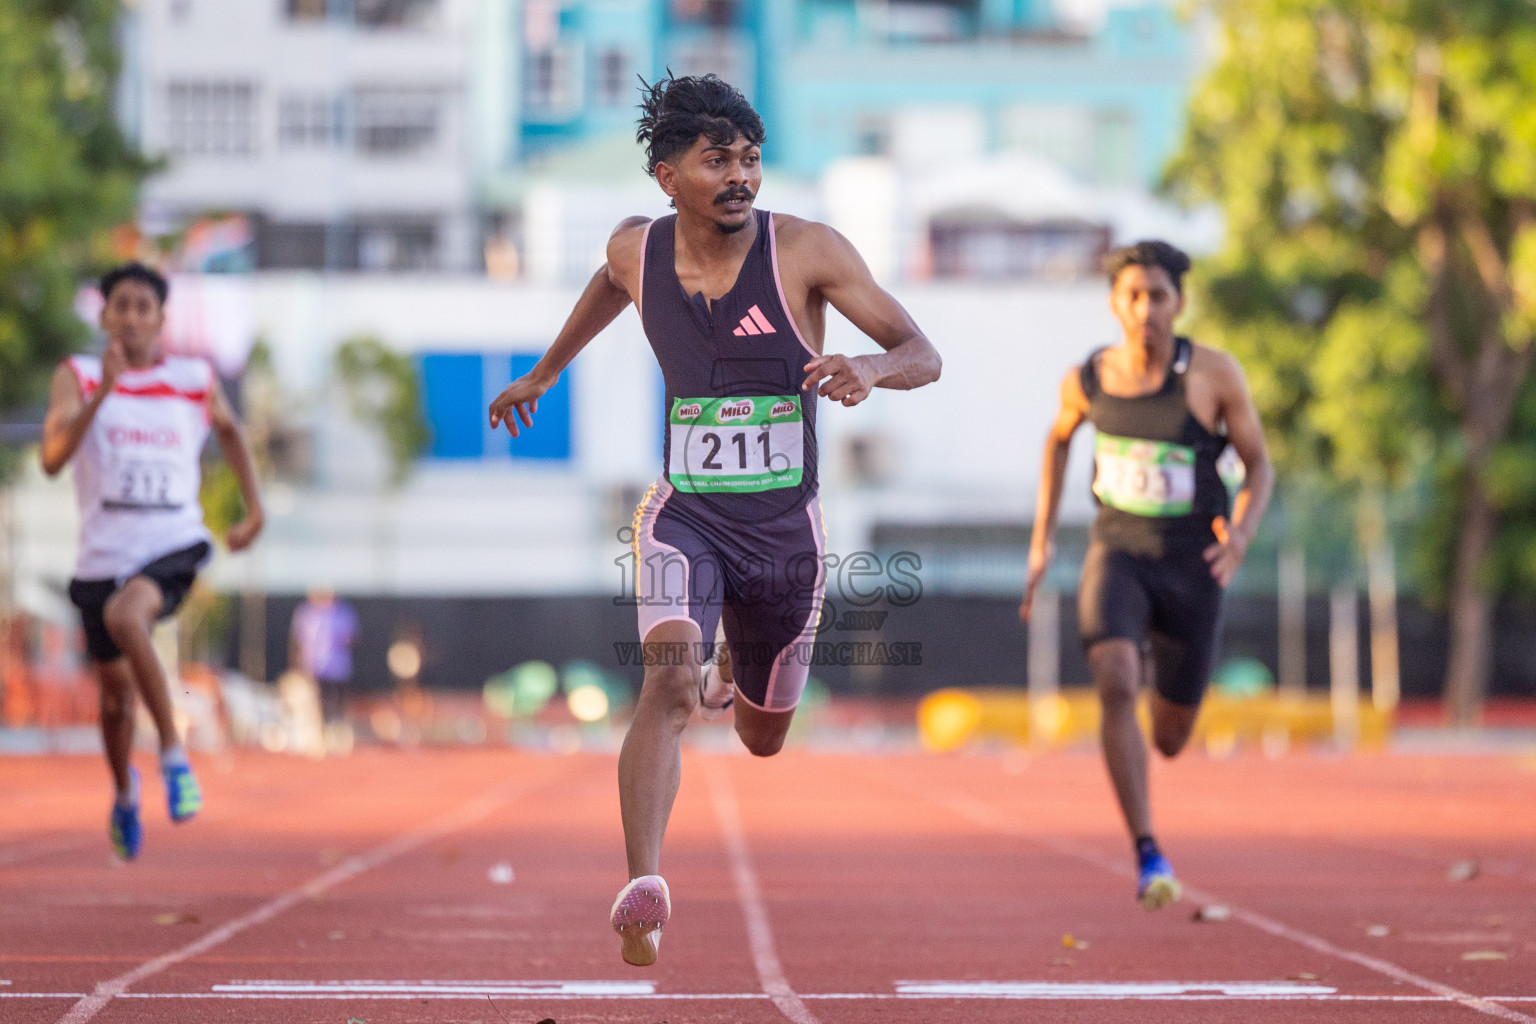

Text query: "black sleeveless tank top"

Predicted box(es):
[639, 208, 819, 523]
[1081, 336, 1229, 558]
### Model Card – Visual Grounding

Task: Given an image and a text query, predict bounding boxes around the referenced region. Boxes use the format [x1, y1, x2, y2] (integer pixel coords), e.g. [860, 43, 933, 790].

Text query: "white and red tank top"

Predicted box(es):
[66, 355, 214, 580]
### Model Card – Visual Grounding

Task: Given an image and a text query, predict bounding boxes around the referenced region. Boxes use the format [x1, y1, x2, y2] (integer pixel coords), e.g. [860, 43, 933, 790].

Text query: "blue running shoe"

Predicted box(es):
[1137, 850, 1182, 911]
[110, 768, 143, 861]
[163, 760, 203, 823]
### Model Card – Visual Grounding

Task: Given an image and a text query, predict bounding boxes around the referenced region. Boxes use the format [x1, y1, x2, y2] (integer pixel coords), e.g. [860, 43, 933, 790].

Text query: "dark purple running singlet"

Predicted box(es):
[629, 208, 829, 713]
[638, 208, 820, 523]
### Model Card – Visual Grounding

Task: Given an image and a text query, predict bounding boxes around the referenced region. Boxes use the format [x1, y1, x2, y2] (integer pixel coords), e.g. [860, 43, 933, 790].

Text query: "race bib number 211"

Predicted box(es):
[668, 395, 803, 493]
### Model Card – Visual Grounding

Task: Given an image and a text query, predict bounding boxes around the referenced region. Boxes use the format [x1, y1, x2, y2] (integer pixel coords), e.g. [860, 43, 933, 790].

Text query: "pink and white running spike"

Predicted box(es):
[610, 874, 671, 967]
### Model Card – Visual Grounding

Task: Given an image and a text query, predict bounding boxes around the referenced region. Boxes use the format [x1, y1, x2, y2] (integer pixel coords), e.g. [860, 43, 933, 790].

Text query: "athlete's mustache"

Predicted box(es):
[714, 187, 755, 206]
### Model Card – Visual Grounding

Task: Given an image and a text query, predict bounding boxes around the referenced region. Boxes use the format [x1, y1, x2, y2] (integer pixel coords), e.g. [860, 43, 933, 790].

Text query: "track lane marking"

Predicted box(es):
[13, 989, 1536, 1002]
[883, 771, 1536, 1024]
[703, 758, 822, 1024]
[213, 980, 656, 995]
[52, 761, 574, 1024]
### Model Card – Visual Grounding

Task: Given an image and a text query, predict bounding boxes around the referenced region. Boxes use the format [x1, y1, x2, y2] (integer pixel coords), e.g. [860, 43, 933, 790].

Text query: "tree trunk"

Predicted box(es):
[1443, 473, 1496, 727]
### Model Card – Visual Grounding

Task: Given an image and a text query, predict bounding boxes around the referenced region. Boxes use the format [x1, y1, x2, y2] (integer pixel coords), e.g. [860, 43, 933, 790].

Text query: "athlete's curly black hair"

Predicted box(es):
[100, 262, 169, 306]
[636, 73, 765, 177]
[1103, 240, 1192, 294]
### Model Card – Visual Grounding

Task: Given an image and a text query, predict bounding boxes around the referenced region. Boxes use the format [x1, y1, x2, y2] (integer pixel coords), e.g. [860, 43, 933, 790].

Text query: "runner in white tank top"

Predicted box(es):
[65, 352, 215, 580]
[40, 263, 265, 861]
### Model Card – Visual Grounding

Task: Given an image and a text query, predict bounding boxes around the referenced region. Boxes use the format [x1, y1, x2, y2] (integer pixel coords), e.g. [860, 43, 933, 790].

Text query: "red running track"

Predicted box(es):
[1, 744, 1533, 1023]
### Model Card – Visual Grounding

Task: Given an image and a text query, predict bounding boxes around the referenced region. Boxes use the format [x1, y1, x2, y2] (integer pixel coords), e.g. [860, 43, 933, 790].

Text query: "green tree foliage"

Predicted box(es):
[333, 336, 430, 487]
[1166, 0, 1536, 722]
[0, 0, 150, 417]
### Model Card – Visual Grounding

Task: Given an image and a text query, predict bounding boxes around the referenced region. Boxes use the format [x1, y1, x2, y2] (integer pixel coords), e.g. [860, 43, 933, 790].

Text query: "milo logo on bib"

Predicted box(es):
[669, 395, 804, 494]
[715, 400, 755, 424]
[1093, 432, 1196, 517]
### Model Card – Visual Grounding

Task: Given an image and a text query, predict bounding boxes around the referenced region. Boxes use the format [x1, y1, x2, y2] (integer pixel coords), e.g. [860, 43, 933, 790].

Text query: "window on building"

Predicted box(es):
[165, 81, 256, 156]
[279, 93, 346, 147]
[356, 218, 438, 272]
[420, 352, 572, 462]
[596, 48, 631, 108]
[666, 36, 752, 93]
[286, 0, 437, 26]
[286, 0, 328, 20]
[255, 218, 438, 271]
[670, 0, 740, 28]
[885, 0, 974, 40]
[526, 43, 581, 120]
[256, 221, 331, 270]
[354, 0, 438, 28]
[354, 89, 440, 155]
[929, 214, 1110, 281]
[999, 103, 1095, 181]
[1093, 110, 1138, 187]
[855, 114, 891, 157]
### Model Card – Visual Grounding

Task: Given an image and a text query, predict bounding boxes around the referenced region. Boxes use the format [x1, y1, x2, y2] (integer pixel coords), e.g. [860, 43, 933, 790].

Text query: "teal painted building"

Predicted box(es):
[511, 0, 1195, 188]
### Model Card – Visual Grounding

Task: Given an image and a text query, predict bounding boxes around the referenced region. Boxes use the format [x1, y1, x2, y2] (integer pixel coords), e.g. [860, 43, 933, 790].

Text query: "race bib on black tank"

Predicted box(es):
[668, 395, 803, 493]
[1093, 432, 1195, 517]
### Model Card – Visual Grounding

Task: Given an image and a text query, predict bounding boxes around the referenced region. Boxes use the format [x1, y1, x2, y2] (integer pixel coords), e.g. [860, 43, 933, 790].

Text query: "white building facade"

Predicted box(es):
[120, 0, 513, 273]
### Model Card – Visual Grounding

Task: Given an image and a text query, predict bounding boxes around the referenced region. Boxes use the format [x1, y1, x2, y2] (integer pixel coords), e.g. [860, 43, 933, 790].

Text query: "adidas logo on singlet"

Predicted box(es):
[732, 305, 777, 336]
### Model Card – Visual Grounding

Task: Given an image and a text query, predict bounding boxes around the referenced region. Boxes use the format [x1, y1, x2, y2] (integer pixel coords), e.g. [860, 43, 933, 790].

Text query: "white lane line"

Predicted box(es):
[1210, 900, 1536, 1024]
[115, 992, 770, 1001]
[703, 758, 822, 1024]
[895, 981, 1335, 997]
[212, 980, 656, 995]
[900, 778, 1536, 1024]
[6, 990, 1532, 1002]
[52, 764, 570, 1024]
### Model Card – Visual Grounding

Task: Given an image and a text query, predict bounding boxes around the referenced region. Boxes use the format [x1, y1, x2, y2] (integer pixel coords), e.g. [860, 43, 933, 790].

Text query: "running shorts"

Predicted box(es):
[631, 479, 827, 713]
[1077, 542, 1224, 708]
[68, 540, 211, 663]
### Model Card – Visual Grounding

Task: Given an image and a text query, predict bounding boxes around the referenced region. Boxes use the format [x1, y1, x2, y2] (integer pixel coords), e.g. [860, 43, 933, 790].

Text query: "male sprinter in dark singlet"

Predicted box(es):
[488, 74, 941, 966]
[1020, 241, 1273, 909]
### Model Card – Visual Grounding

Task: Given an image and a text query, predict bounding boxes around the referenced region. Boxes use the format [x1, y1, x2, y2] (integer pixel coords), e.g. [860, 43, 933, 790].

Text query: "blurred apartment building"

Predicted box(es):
[119, 0, 499, 273]
[117, 0, 1197, 278]
[9, 0, 1210, 688]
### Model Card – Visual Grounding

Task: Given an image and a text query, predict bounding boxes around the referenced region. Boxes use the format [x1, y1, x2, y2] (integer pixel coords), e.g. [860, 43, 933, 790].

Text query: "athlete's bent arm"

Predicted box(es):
[1021, 371, 1089, 622]
[208, 378, 265, 552]
[39, 343, 127, 476]
[489, 218, 647, 435]
[1205, 354, 1273, 587]
[793, 223, 941, 406]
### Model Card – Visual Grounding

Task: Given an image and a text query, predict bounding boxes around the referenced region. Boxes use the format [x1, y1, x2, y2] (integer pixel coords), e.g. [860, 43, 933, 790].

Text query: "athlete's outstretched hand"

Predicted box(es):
[1203, 516, 1247, 588]
[803, 354, 877, 407]
[226, 512, 264, 552]
[1019, 541, 1053, 623]
[488, 371, 553, 436]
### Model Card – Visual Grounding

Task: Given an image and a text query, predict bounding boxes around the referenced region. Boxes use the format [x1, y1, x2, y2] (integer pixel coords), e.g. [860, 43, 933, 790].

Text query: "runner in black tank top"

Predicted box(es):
[630, 208, 828, 718]
[1082, 335, 1229, 559]
[486, 74, 942, 967]
[640, 207, 818, 522]
[1021, 242, 1274, 914]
